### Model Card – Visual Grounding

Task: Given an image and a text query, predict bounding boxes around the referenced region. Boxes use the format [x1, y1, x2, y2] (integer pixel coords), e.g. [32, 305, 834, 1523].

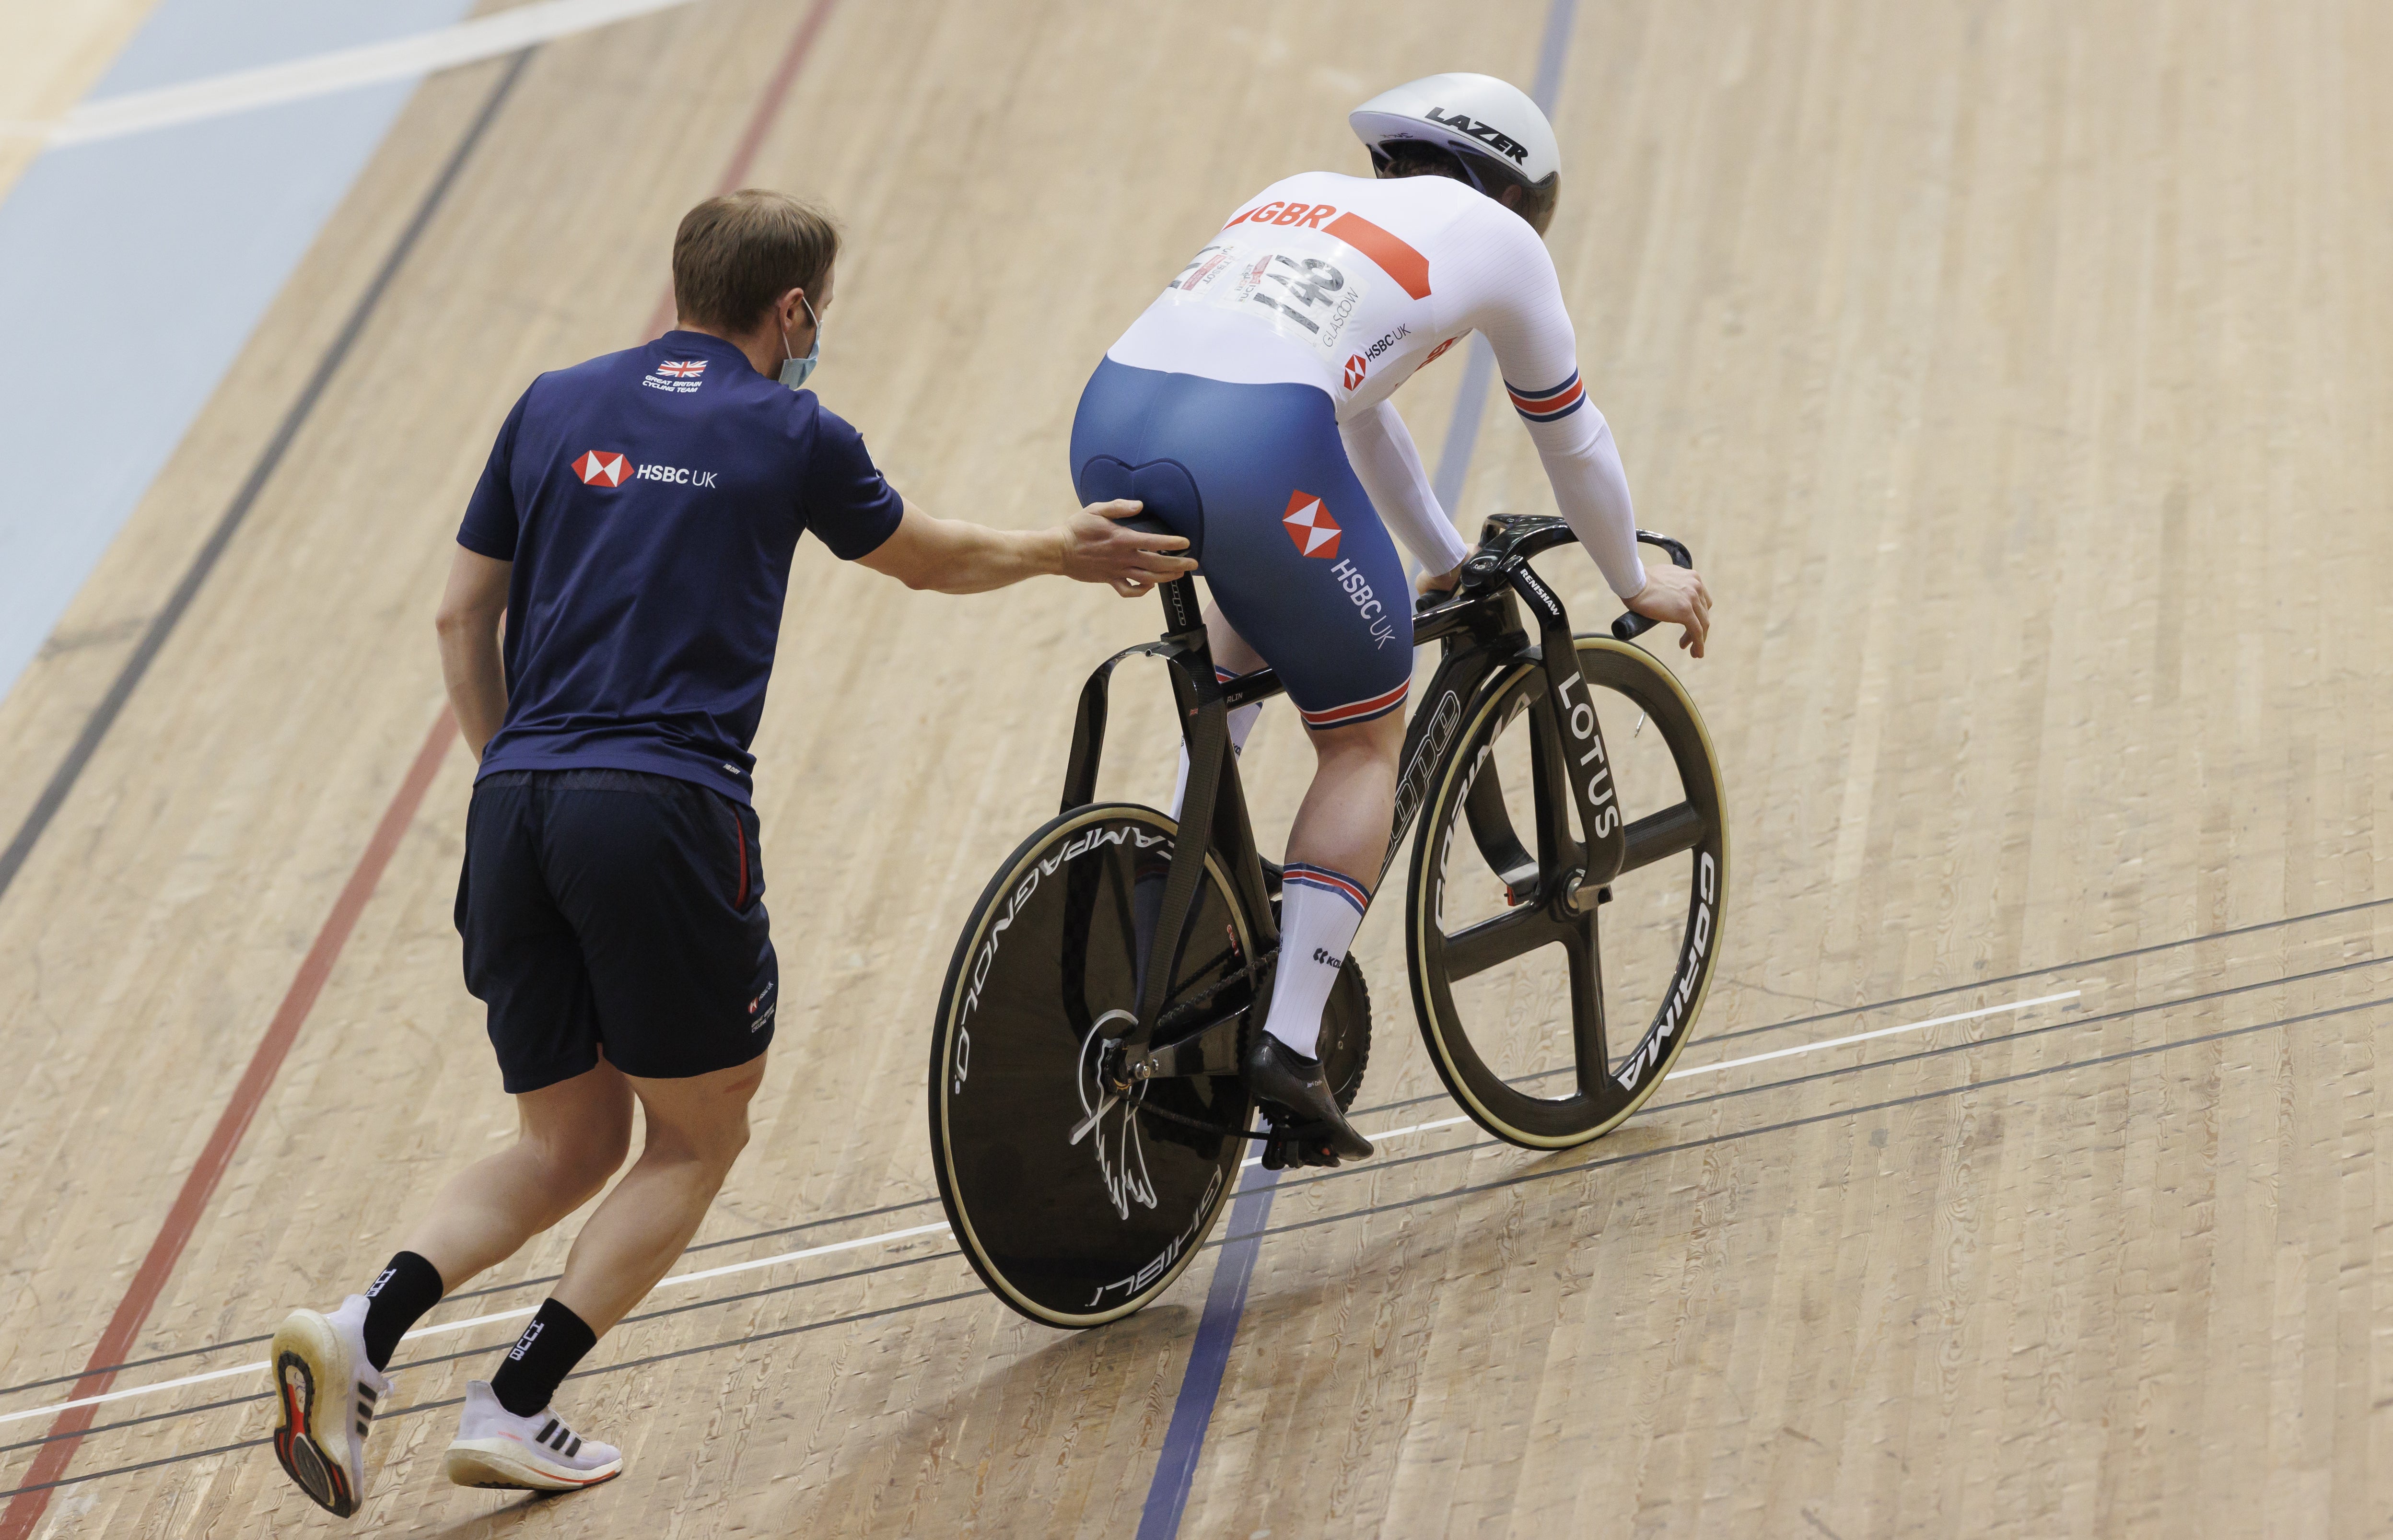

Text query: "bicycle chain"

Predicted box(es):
[1149, 943, 1277, 1039]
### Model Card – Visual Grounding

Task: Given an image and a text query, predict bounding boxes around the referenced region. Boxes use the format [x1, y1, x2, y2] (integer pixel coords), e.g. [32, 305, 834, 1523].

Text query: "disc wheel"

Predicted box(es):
[1406, 636, 1727, 1148]
[930, 803, 1257, 1327]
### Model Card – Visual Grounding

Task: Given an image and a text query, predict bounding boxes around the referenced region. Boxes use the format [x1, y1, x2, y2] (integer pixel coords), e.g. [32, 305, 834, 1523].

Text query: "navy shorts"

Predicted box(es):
[1069, 358, 1411, 728]
[455, 769, 778, 1093]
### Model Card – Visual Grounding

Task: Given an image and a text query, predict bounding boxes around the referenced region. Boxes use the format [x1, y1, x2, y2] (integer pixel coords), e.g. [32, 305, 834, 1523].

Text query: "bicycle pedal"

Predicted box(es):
[1259, 1117, 1342, 1170]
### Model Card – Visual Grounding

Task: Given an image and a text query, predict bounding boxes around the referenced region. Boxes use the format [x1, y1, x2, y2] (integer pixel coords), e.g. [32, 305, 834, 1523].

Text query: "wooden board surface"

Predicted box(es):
[0, 0, 2388, 1535]
[0, 0, 162, 202]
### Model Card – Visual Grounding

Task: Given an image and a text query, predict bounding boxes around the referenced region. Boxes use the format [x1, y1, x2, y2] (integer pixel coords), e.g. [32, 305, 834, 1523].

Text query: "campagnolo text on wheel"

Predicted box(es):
[926, 72, 1725, 1327]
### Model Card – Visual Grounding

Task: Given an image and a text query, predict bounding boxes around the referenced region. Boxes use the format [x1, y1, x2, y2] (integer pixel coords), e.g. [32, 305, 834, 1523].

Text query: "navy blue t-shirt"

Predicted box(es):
[457, 330, 902, 800]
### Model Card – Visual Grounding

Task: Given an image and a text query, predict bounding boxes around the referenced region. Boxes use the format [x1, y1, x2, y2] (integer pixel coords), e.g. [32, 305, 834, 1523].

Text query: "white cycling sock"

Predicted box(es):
[1261, 864, 1369, 1059]
[1168, 669, 1262, 821]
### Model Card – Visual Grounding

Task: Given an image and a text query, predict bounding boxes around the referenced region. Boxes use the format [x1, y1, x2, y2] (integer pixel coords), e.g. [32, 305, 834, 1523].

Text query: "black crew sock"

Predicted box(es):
[360, 1250, 445, 1373]
[490, 1299, 598, 1418]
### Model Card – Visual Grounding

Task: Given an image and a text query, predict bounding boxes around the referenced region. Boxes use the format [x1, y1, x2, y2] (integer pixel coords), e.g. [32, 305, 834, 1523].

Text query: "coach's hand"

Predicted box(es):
[1623, 563, 1712, 657]
[1064, 499, 1200, 597]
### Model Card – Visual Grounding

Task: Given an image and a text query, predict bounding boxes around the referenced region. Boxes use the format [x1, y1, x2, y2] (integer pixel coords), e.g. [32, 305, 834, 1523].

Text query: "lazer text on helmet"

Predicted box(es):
[1424, 106, 1530, 165]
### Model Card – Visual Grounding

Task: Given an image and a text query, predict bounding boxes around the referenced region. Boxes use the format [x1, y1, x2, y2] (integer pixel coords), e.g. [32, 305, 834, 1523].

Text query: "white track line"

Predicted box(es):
[1, 0, 709, 149]
[1665, 991, 2079, 1078]
[1243, 990, 2080, 1166]
[0, 1221, 955, 1428]
[2, 991, 2078, 1428]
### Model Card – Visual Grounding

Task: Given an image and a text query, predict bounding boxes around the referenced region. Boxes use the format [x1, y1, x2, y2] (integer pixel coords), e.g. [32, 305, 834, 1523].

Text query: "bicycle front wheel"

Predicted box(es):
[1406, 636, 1728, 1148]
[929, 803, 1257, 1327]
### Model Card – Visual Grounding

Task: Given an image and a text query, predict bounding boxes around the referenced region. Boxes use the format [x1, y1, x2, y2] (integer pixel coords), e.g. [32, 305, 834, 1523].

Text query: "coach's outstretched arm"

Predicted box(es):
[858, 497, 1196, 596]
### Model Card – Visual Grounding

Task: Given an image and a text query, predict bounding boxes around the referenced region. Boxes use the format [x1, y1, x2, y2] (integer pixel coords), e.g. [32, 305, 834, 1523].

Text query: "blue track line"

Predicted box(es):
[1135, 1165, 1281, 1540]
[1133, 5, 1583, 1532]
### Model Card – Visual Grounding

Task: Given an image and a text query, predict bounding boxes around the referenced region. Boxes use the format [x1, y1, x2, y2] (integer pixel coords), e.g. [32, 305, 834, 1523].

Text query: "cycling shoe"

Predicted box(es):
[1247, 1034, 1372, 1162]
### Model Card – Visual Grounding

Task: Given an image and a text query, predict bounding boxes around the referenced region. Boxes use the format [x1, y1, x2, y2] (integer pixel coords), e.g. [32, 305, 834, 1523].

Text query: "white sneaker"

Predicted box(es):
[444, 1380, 623, 1492]
[268, 1295, 390, 1517]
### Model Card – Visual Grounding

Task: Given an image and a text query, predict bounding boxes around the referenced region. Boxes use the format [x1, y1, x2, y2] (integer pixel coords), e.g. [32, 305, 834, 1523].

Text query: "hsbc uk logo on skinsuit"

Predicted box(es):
[1283, 490, 1341, 559]
[569, 451, 720, 490]
[1343, 354, 1367, 390]
[572, 450, 632, 487]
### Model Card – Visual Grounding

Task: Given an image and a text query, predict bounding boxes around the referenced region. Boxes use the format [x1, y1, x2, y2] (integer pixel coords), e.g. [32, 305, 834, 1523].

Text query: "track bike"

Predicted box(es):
[927, 513, 1727, 1327]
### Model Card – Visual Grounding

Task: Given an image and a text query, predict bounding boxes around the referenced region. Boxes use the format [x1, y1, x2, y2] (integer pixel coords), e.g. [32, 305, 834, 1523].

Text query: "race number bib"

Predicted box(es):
[1165, 236, 1370, 361]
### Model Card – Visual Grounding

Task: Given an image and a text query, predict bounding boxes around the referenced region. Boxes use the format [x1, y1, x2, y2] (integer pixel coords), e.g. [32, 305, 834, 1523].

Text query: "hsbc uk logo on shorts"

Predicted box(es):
[569, 451, 719, 490]
[1283, 489, 1341, 559]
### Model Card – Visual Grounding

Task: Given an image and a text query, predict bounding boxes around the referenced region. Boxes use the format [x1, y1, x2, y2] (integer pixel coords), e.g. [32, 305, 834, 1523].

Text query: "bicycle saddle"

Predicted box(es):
[1079, 456, 1204, 563]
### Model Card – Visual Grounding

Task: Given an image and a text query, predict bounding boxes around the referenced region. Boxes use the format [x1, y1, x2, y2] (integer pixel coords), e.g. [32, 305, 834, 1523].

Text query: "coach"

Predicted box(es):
[265, 189, 1193, 1515]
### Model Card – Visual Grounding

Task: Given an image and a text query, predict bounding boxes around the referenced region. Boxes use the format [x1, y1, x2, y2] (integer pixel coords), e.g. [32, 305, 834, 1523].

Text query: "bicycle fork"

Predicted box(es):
[1508, 564, 1630, 901]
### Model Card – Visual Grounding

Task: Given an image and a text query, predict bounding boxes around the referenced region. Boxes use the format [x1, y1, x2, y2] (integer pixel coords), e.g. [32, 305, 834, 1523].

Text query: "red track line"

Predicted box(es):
[1, 5, 841, 1531]
[0, 710, 456, 1540]
[640, 0, 840, 342]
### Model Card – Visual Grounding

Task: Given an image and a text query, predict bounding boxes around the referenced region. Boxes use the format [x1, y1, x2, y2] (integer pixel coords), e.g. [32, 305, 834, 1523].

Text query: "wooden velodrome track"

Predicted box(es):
[2, 0, 2389, 1534]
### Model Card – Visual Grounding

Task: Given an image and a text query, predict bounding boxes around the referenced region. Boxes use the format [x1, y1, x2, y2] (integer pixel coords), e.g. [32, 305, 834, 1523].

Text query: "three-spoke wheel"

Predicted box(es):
[1407, 636, 1727, 1148]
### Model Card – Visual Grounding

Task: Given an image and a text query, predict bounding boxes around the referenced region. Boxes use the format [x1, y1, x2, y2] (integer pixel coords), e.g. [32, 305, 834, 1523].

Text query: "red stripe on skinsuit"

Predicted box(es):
[1302, 681, 1408, 725]
[1323, 212, 1431, 299]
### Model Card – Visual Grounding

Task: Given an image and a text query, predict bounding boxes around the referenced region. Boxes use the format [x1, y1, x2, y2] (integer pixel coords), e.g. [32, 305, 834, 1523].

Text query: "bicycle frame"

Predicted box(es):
[1060, 513, 1687, 1073]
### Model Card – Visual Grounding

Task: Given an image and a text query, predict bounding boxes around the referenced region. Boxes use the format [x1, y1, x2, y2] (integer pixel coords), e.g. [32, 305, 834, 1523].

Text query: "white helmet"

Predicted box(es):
[1349, 72, 1561, 231]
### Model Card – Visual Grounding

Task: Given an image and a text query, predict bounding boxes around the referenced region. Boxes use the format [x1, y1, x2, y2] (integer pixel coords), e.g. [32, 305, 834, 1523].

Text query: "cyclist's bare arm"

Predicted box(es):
[857, 498, 1195, 596]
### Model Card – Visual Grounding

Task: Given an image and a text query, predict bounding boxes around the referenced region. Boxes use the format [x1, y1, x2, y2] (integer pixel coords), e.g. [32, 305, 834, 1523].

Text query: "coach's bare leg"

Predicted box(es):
[401, 1060, 636, 1289]
[547, 1055, 767, 1333]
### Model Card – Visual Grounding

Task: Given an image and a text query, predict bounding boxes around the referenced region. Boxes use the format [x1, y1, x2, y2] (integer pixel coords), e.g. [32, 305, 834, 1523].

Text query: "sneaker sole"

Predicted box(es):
[444, 1437, 622, 1492]
[268, 1313, 359, 1517]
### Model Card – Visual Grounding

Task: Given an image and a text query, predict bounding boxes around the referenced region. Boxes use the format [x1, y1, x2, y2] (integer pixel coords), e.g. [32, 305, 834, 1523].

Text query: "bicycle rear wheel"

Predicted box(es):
[929, 804, 1257, 1327]
[1406, 636, 1727, 1148]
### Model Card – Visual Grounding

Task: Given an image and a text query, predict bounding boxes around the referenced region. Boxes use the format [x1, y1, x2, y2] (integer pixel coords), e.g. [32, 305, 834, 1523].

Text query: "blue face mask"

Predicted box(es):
[778, 295, 821, 390]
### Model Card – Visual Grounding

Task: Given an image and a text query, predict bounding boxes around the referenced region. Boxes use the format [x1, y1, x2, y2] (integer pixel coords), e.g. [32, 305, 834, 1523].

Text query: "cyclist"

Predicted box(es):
[1070, 72, 1711, 1163]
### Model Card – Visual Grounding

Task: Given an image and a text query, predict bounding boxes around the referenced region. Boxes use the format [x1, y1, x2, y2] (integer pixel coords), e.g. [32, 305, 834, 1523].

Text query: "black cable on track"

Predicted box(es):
[0, 1291, 983, 1501]
[0, 48, 536, 906]
[1699, 893, 2393, 1047]
[1241, 990, 2393, 1239]
[11, 979, 2384, 1490]
[2, 901, 2378, 1402]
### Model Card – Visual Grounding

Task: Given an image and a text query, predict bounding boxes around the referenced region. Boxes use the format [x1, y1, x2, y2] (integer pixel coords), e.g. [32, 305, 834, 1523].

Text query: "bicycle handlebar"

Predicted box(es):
[1119, 506, 1695, 648]
[1610, 531, 1695, 641]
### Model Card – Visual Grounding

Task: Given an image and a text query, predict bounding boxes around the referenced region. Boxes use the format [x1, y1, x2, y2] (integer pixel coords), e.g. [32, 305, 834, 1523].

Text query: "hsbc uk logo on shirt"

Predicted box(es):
[570, 450, 719, 490]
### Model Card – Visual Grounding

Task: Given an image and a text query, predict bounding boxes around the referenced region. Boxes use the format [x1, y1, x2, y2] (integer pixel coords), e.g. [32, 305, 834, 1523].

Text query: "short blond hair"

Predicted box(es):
[671, 189, 840, 333]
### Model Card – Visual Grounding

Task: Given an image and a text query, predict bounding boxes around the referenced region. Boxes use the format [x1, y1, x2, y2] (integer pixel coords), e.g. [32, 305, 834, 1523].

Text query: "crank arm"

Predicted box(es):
[1126, 1002, 1249, 1082]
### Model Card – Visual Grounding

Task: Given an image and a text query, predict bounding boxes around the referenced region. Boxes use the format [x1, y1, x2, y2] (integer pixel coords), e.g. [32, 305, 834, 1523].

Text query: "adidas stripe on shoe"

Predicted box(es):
[268, 1295, 390, 1517]
[444, 1380, 623, 1492]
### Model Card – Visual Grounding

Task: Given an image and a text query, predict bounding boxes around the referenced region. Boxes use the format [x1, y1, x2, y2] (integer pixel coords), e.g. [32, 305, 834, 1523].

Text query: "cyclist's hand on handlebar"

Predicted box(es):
[1415, 559, 1466, 605]
[1625, 563, 1712, 657]
[1063, 499, 1199, 597]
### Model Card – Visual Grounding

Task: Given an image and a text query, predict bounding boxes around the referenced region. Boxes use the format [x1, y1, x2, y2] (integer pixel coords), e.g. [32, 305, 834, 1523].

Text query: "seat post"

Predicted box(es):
[1155, 573, 1204, 641]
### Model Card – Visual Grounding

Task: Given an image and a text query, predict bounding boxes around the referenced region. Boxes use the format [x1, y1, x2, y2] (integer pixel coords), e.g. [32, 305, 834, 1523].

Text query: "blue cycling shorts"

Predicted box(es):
[1069, 358, 1411, 728]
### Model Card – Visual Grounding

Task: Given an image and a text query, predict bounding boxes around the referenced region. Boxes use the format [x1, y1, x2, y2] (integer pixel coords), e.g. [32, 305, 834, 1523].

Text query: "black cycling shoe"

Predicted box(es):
[1246, 1034, 1373, 1163]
